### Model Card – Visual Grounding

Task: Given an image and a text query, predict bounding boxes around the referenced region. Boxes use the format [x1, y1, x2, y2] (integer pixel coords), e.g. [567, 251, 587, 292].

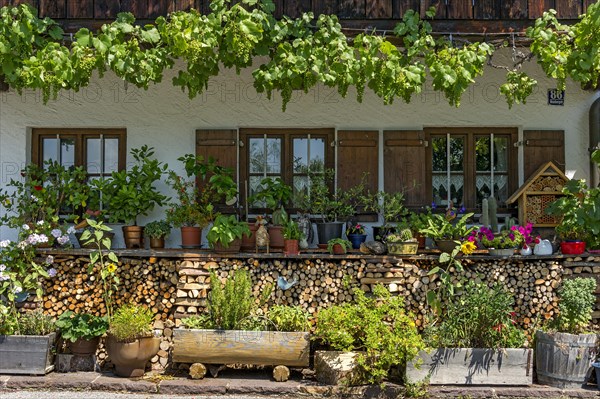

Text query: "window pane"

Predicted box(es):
[249, 138, 265, 173]
[476, 136, 491, 171]
[310, 138, 325, 173]
[293, 138, 308, 173]
[266, 138, 281, 173]
[104, 138, 119, 173]
[432, 136, 447, 172]
[494, 137, 508, 173]
[449, 137, 463, 172]
[292, 176, 308, 207]
[42, 138, 58, 164]
[86, 138, 101, 174]
[476, 175, 492, 205]
[249, 176, 264, 207]
[61, 138, 75, 167]
[494, 175, 509, 204]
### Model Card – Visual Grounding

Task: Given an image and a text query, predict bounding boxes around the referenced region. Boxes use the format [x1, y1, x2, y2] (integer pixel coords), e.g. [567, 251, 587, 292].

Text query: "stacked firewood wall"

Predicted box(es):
[38, 253, 600, 370]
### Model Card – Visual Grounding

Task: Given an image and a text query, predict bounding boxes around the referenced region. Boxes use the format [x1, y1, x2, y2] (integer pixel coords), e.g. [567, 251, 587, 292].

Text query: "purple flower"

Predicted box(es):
[45, 255, 54, 265]
[508, 233, 515, 241]
[431, 202, 437, 209]
[47, 268, 57, 278]
[51, 229, 62, 238]
[459, 205, 466, 214]
[57, 235, 70, 245]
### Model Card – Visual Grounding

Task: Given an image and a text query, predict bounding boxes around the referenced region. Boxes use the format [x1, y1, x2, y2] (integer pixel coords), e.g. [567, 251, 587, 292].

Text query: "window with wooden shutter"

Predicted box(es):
[383, 130, 427, 208]
[337, 130, 378, 221]
[522, 130, 565, 180]
[195, 129, 238, 213]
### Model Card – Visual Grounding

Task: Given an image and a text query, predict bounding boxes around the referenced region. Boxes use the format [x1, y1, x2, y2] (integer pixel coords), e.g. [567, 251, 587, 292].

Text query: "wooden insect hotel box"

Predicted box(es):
[506, 161, 569, 227]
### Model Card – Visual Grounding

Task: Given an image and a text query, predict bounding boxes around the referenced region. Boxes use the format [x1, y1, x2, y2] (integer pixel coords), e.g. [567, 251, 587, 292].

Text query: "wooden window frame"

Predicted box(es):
[424, 127, 518, 211]
[31, 128, 127, 172]
[239, 128, 335, 214]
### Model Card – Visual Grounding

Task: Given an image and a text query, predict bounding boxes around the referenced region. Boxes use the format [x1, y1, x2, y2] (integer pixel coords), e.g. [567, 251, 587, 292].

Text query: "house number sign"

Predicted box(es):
[547, 89, 565, 106]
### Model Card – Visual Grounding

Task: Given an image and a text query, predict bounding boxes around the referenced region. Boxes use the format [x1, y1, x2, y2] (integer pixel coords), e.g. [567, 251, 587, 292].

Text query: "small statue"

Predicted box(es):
[296, 212, 313, 249]
[255, 215, 269, 254]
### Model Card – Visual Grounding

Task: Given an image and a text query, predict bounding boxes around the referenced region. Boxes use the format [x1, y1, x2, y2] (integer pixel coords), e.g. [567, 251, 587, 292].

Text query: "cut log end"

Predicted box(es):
[189, 363, 206, 379]
[273, 365, 290, 382]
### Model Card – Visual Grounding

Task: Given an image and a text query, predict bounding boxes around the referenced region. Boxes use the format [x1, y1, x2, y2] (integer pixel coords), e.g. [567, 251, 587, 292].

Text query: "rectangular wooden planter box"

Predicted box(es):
[406, 348, 533, 385]
[0, 332, 57, 375]
[173, 329, 310, 367]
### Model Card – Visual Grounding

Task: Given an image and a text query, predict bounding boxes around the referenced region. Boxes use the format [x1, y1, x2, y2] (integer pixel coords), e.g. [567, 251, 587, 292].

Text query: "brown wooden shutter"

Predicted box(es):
[383, 130, 427, 208]
[195, 129, 238, 213]
[337, 130, 378, 221]
[523, 130, 565, 180]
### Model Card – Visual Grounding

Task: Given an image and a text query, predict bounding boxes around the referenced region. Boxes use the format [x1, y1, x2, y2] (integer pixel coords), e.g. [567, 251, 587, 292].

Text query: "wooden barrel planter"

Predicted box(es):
[173, 329, 310, 381]
[535, 330, 598, 388]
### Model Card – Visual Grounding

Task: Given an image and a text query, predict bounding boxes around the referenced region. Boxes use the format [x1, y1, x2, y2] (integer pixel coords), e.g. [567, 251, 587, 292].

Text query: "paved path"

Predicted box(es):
[0, 393, 271, 399]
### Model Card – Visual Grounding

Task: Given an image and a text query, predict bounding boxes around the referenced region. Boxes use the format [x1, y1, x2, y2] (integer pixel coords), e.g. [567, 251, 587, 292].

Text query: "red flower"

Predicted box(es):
[34, 185, 42, 191]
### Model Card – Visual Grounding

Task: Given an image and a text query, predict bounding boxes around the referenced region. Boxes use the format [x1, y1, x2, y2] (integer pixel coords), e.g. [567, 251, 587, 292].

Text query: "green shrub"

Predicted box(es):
[266, 305, 310, 332]
[425, 281, 526, 348]
[56, 311, 108, 342]
[314, 285, 425, 384]
[109, 304, 153, 343]
[554, 277, 597, 334]
[16, 309, 56, 336]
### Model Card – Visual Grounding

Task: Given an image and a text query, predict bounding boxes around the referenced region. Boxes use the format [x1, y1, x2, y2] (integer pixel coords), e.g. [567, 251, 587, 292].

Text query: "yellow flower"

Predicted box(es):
[106, 263, 117, 273]
[461, 241, 477, 255]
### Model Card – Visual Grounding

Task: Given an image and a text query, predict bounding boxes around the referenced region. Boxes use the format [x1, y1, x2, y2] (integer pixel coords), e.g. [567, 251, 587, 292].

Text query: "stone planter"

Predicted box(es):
[387, 241, 418, 255]
[488, 248, 516, 256]
[173, 329, 309, 368]
[105, 335, 160, 378]
[536, 330, 597, 388]
[406, 348, 533, 385]
[0, 332, 57, 375]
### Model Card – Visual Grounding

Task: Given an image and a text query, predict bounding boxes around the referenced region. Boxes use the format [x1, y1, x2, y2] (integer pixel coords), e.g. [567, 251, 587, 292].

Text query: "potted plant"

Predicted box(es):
[166, 155, 237, 248]
[547, 178, 600, 255]
[55, 311, 108, 356]
[476, 225, 524, 256]
[407, 281, 530, 385]
[386, 226, 418, 255]
[0, 308, 57, 375]
[314, 285, 425, 385]
[419, 211, 475, 253]
[248, 177, 292, 250]
[173, 270, 310, 381]
[101, 146, 169, 249]
[536, 277, 598, 388]
[206, 214, 251, 253]
[282, 217, 304, 256]
[327, 238, 352, 255]
[144, 220, 171, 249]
[361, 191, 408, 241]
[407, 209, 432, 249]
[105, 303, 160, 378]
[345, 222, 367, 249]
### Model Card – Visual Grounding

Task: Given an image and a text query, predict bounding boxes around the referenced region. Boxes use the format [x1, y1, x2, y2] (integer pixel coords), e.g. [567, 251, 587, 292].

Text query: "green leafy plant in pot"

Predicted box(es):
[327, 238, 352, 255]
[101, 145, 169, 249]
[166, 155, 237, 248]
[361, 191, 408, 241]
[144, 220, 171, 249]
[282, 217, 304, 256]
[386, 226, 418, 255]
[56, 311, 108, 356]
[105, 304, 159, 378]
[536, 277, 598, 388]
[206, 214, 251, 253]
[249, 177, 292, 250]
[419, 211, 475, 253]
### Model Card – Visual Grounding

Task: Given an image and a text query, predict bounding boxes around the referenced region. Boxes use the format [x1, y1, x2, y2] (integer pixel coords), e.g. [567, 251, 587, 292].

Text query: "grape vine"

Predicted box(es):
[0, 0, 598, 111]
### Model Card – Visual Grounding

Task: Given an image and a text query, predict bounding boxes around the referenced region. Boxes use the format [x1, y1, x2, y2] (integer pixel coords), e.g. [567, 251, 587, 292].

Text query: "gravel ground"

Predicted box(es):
[0, 392, 285, 399]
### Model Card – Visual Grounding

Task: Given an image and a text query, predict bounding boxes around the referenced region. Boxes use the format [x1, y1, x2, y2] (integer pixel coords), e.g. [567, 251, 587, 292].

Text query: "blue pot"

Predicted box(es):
[347, 234, 367, 249]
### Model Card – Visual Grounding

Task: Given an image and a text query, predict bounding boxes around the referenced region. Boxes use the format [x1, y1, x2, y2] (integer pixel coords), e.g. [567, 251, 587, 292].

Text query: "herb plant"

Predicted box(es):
[419, 212, 475, 241]
[314, 285, 425, 384]
[109, 304, 154, 343]
[553, 277, 597, 334]
[266, 305, 311, 332]
[56, 311, 108, 342]
[144, 220, 171, 239]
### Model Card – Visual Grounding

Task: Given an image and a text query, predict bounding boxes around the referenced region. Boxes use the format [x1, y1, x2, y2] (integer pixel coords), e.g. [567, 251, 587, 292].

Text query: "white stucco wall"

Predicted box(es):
[1, 51, 599, 245]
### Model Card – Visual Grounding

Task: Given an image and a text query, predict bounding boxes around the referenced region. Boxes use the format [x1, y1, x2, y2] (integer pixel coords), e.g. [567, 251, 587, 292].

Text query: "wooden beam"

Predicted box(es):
[528, 0, 555, 19]
[393, 0, 420, 18]
[501, 0, 528, 19]
[367, 0, 392, 19]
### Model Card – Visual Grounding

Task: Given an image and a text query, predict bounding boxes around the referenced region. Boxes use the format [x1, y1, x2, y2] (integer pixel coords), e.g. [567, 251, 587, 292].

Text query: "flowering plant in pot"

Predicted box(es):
[100, 146, 169, 249]
[476, 225, 524, 256]
[345, 222, 366, 249]
[166, 155, 237, 248]
[56, 311, 108, 356]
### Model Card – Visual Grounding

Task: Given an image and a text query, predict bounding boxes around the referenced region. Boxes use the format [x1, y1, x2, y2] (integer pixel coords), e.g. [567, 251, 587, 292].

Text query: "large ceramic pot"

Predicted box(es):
[316, 222, 343, 245]
[268, 225, 285, 250]
[68, 336, 100, 356]
[180, 226, 202, 248]
[347, 234, 367, 249]
[105, 335, 160, 378]
[240, 222, 259, 251]
[560, 240, 586, 255]
[122, 226, 144, 249]
[435, 239, 459, 253]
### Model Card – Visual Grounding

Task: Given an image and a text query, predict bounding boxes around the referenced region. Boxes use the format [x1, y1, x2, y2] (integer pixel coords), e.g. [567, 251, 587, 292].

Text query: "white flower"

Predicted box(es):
[17, 241, 27, 249]
[0, 273, 9, 282]
[0, 264, 5, 271]
[67, 226, 76, 235]
[22, 224, 30, 231]
[37, 220, 45, 226]
[57, 235, 70, 245]
[13, 286, 22, 294]
[51, 229, 62, 238]
[45, 255, 54, 265]
[0, 240, 10, 248]
[47, 268, 57, 278]
[30, 195, 38, 203]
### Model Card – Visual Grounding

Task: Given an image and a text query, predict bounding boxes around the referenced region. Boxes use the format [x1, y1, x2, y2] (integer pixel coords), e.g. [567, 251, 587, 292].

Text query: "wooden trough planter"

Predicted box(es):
[406, 348, 533, 385]
[173, 329, 310, 381]
[0, 333, 57, 375]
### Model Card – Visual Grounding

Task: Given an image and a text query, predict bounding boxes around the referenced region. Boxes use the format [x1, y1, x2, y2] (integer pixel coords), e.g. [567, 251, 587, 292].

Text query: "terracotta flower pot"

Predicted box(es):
[284, 239, 300, 256]
[180, 226, 202, 248]
[105, 335, 160, 378]
[268, 225, 285, 250]
[68, 336, 100, 356]
[122, 226, 144, 249]
[331, 244, 346, 255]
[149, 237, 165, 249]
[240, 222, 259, 251]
